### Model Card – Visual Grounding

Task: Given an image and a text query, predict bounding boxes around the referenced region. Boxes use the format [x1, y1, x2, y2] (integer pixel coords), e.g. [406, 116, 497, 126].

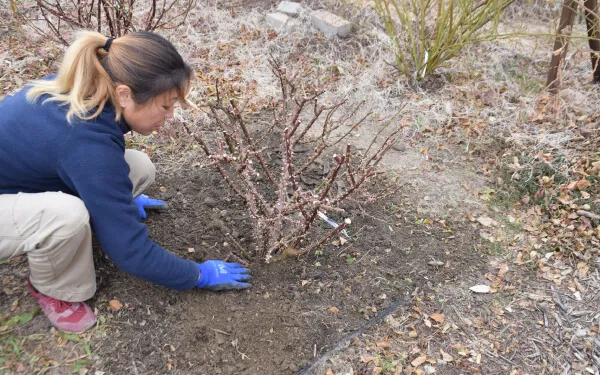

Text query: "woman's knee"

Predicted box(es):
[40, 193, 89, 238]
[125, 150, 156, 194]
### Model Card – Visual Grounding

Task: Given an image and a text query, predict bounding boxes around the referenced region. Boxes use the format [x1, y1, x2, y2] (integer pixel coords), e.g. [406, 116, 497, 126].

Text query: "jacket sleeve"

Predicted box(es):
[57, 124, 199, 291]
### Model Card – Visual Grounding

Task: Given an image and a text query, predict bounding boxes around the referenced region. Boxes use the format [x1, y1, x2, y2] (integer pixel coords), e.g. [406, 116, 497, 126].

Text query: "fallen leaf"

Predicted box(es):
[411, 355, 427, 367]
[440, 349, 454, 362]
[340, 237, 348, 245]
[108, 299, 123, 312]
[360, 355, 376, 363]
[301, 280, 309, 286]
[159, 186, 167, 192]
[430, 313, 445, 323]
[329, 306, 339, 313]
[376, 341, 391, 348]
[576, 179, 591, 191]
[477, 216, 496, 227]
[497, 263, 509, 279]
[515, 252, 523, 263]
[469, 285, 491, 293]
[325, 369, 334, 375]
[372, 367, 383, 375]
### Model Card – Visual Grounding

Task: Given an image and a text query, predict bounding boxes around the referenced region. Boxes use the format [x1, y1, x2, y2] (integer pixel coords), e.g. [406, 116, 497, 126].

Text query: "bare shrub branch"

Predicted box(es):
[12, 0, 196, 44]
[185, 60, 402, 262]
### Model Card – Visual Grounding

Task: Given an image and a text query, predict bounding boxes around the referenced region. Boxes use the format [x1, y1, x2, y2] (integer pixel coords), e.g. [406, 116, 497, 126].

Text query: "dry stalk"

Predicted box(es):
[185, 59, 403, 262]
[12, 0, 196, 44]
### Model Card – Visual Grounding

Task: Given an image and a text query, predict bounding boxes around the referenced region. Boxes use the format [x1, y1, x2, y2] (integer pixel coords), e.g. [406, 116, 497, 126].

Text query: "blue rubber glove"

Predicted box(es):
[195, 260, 252, 291]
[133, 194, 168, 219]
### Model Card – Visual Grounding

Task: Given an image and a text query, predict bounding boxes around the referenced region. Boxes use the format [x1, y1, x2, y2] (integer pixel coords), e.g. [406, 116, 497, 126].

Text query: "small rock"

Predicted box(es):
[191, 248, 207, 262]
[392, 142, 407, 152]
[215, 333, 226, 345]
[288, 363, 298, 372]
[204, 197, 217, 208]
[235, 363, 247, 371]
[575, 329, 587, 337]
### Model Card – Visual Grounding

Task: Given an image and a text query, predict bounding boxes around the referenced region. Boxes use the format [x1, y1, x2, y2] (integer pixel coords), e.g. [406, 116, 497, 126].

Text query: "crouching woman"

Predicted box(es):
[0, 31, 251, 333]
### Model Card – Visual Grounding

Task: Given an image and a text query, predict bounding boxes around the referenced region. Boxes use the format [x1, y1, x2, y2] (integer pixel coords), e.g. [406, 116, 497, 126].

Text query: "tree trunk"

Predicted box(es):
[547, 0, 578, 93]
[584, 0, 600, 83]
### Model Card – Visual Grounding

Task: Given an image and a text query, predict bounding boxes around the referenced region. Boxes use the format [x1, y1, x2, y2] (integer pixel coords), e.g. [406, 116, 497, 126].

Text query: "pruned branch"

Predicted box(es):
[185, 60, 402, 262]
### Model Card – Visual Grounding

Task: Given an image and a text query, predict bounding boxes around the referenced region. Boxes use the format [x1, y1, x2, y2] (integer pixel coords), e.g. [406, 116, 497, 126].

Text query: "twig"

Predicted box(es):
[482, 349, 521, 367]
[553, 291, 569, 313]
[356, 247, 373, 263]
[301, 223, 348, 256]
[210, 328, 231, 336]
[577, 210, 600, 220]
[224, 234, 250, 260]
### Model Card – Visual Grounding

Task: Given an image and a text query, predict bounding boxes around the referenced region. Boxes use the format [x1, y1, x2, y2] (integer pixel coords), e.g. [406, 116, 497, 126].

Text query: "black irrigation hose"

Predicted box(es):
[296, 293, 413, 375]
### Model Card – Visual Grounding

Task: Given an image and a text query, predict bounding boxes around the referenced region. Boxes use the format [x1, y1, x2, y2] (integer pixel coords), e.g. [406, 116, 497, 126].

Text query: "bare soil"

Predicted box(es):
[1, 158, 484, 374]
[2, 1, 600, 374]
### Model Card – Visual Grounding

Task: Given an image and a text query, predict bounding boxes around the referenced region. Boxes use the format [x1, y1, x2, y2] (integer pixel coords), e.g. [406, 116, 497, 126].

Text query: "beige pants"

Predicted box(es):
[0, 150, 155, 302]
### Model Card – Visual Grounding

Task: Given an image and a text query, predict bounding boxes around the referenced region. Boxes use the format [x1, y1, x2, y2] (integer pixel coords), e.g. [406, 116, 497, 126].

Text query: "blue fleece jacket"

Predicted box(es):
[0, 83, 198, 291]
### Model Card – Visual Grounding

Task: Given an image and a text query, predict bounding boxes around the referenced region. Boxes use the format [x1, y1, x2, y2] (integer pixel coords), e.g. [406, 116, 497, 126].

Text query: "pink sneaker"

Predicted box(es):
[27, 278, 96, 333]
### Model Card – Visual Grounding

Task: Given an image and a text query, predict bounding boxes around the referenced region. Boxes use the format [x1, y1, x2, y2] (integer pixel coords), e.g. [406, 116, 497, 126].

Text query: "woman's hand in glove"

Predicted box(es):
[195, 260, 252, 291]
[133, 194, 168, 219]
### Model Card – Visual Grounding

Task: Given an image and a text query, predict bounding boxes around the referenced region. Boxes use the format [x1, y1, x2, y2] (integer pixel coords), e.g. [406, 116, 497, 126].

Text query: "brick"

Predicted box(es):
[309, 9, 351, 38]
[266, 12, 290, 29]
[277, 1, 302, 17]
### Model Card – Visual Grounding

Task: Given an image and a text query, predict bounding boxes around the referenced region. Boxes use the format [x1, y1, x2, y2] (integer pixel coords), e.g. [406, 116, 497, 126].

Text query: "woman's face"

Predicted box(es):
[116, 86, 179, 136]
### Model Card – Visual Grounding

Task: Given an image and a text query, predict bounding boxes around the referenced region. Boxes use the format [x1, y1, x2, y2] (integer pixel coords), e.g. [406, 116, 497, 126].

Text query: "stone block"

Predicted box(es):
[309, 9, 351, 37]
[266, 12, 290, 29]
[277, 1, 302, 17]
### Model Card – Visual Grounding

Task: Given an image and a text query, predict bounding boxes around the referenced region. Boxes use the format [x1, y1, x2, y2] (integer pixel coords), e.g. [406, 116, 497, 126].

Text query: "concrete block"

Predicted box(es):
[310, 9, 351, 38]
[287, 18, 302, 30]
[277, 1, 302, 17]
[266, 12, 290, 29]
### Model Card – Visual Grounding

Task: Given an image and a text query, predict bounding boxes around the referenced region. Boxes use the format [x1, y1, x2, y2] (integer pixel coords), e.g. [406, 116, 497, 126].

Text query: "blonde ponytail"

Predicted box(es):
[27, 31, 117, 123]
[27, 30, 192, 124]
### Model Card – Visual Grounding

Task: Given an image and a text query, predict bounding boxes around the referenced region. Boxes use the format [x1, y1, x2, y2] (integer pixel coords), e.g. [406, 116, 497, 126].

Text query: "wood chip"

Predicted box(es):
[411, 355, 427, 367]
[469, 285, 491, 293]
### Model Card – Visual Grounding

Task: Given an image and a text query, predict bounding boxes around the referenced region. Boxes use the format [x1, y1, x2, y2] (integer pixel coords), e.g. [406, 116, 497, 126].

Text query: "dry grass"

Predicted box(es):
[2, 1, 600, 373]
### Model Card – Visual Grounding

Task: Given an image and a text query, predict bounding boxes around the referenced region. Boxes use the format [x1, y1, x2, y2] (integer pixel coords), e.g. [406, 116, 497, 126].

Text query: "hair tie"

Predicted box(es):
[103, 38, 114, 52]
